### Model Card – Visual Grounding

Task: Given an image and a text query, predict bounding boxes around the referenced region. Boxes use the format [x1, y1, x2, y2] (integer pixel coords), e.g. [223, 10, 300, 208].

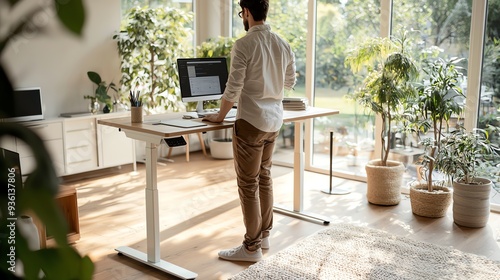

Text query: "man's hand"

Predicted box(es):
[202, 113, 223, 123]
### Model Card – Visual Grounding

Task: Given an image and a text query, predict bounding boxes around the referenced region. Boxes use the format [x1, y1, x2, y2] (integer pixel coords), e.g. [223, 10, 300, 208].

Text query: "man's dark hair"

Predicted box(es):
[239, 0, 269, 21]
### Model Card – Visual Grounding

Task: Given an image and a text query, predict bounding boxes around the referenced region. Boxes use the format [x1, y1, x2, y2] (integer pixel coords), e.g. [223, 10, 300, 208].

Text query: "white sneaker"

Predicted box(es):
[261, 237, 270, 250]
[218, 245, 262, 262]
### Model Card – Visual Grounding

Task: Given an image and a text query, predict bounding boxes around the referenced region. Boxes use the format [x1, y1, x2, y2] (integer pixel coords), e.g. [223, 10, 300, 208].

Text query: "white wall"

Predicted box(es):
[1, 0, 122, 119]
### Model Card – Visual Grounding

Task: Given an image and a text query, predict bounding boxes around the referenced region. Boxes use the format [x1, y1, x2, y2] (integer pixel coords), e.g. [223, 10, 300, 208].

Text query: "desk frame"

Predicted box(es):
[273, 120, 331, 225]
[98, 107, 338, 279]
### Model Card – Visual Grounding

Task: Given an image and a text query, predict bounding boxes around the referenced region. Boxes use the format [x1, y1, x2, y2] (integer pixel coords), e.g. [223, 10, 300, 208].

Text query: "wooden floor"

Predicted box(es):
[64, 152, 500, 280]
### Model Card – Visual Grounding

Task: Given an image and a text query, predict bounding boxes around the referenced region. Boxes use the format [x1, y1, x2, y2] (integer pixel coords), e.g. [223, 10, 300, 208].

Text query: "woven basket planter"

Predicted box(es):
[365, 160, 405, 206]
[453, 178, 492, 228]
[409, 183, 452, 218]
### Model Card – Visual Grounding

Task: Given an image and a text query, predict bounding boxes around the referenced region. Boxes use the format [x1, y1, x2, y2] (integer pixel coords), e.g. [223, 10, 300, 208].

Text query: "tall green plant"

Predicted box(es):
[115, 7, 193, 111]
[414, 57, 465, 192]
[345, 30, 419, 166]
[0, 1, 94, 279]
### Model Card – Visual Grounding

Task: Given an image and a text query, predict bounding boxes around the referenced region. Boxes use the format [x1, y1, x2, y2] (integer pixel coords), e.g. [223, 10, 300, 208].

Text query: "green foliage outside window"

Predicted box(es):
[115, 7, 193, 112]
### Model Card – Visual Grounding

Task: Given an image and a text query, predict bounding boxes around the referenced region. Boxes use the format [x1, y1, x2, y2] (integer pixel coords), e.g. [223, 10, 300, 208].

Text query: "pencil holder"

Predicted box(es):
[131, 106, 143, 123]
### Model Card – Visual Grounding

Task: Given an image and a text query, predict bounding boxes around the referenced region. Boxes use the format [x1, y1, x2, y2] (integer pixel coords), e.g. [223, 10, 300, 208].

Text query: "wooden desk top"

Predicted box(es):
[97, 107, 339, 139]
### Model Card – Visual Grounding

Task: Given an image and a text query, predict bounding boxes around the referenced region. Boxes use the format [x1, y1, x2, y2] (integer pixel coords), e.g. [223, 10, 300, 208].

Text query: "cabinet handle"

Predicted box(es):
[28, 124, 49, 129]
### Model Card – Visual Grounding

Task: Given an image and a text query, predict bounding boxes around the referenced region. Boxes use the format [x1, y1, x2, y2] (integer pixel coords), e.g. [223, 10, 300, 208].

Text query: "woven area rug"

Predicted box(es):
[229, 223, 500, 280]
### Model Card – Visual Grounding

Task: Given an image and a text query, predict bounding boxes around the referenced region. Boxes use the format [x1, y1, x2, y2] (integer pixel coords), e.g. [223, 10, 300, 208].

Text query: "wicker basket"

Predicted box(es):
[409, 183, 452, 218]
[365, 160, 405, 206]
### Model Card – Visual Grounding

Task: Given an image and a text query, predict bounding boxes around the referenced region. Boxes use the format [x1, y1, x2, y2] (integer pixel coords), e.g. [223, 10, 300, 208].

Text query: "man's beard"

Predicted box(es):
[244, 19, 249, 31]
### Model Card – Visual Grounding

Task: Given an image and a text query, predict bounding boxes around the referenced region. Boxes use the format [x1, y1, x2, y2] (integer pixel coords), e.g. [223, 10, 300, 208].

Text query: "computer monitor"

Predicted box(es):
[177, 57, 229, 113]
[2, 87, 44, 122]
[0, 148, 22, 189]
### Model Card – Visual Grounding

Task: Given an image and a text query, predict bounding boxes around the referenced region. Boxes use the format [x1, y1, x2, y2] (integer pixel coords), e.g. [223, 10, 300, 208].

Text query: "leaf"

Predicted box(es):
[0, 64, 14, 118]
[54, 0, 86, 35]
[87, 71, 102, 85]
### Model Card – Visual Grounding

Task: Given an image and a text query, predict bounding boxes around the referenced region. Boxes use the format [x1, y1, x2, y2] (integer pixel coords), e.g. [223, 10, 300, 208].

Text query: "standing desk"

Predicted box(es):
[98, 107, 339, 279]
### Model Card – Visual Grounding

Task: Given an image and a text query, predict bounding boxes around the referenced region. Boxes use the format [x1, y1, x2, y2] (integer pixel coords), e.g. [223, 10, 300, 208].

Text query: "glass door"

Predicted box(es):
[309, 0, 381, 178]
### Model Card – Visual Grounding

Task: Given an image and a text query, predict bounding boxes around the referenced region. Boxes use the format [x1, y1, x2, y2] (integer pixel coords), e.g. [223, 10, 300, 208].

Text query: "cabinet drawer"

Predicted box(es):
[0, 136, 16, 151]
[18, 139, 64, 176]
[65, 160, 96, 174]
[65, 119, 94, 132]
[65, 130, 95, 150]
[65, 145, 96, 165]
[99, 125, 134, 167]
[26, 122, 63, 141]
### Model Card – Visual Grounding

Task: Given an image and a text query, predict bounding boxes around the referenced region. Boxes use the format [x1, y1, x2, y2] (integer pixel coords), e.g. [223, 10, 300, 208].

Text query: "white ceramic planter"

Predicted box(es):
[209, 139, 233, 159]
[453, 178, 492, 228]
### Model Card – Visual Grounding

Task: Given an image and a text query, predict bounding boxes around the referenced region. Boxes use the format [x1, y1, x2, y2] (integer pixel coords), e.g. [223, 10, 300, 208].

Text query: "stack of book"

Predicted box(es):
[283, 97, 308, 111]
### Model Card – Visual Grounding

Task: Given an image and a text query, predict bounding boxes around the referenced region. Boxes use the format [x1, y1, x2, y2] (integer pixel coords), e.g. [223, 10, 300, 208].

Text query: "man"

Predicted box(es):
[203, 0, 296, 262]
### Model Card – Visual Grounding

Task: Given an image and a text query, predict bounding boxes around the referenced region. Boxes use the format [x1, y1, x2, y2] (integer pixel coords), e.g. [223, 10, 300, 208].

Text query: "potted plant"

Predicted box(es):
[409, 57, 466, 218]
[345, 30, 419, 205]
[114, 7, 193, 113]
[84, 71, 118, 113]
[436, 127, 500, 227]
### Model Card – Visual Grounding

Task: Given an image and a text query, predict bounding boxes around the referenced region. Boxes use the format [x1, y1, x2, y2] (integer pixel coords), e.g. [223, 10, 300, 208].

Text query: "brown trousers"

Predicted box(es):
[232, 119, 279, 251]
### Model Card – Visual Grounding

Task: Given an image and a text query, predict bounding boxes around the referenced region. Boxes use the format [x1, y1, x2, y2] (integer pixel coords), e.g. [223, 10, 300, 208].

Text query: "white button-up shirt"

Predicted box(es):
[223, 24, 296, 132]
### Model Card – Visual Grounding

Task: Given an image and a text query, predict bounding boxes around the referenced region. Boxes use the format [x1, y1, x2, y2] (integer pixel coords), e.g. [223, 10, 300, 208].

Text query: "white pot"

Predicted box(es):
[209, 139, 233, 159]
[453, 178, 492, 228]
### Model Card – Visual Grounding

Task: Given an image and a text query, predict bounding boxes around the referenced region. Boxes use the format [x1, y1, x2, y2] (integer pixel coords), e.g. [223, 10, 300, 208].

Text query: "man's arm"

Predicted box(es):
[284, 52, 297, 90]
[202, 97, 235, 123]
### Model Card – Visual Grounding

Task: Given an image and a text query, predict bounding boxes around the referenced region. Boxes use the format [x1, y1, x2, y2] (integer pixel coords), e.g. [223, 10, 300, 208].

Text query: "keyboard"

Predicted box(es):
[162, 136, 187, 147]
[197, 108, 237, 119]
[225, 108, 237, 118]
[158, 119, 207, 128]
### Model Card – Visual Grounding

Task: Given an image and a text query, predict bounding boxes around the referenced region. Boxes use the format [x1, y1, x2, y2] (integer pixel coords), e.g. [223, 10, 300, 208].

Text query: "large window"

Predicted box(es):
[390, 0, 471, 183]
[129, 0, 498, 206]
[231, 0, 308, 166]
[120, 0, 194, 33]
[482, 0, 500, 205]
[309, 0, 380, 179]
[121, 0, 193, 17]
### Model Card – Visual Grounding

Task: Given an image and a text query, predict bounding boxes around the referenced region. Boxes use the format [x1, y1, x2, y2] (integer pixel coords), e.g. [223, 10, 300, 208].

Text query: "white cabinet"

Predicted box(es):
[1, 113, 135, 177]
[0, 135, 16, 152]
[63, 118, 98, 175]
[1, 121, 65, 177]
[20, 122, 65, 176]
[97, 115, 134, 168]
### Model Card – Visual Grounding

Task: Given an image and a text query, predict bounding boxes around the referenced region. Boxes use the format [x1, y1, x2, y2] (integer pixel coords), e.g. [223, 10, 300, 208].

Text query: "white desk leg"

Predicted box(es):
[273, 121, 330, 225]
[145, 142, 160, 262]
[116, 142, 198, 279]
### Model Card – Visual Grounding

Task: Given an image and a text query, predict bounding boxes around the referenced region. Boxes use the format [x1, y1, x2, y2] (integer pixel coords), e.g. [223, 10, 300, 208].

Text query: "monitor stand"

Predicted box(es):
[196, 101, 205, 114]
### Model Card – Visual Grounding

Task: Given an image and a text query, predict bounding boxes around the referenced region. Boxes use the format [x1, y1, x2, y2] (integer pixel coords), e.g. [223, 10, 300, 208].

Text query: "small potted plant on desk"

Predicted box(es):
[409, 57, 465, 218]
[345, 30, 419, 205]
[436, 126, 500, 227]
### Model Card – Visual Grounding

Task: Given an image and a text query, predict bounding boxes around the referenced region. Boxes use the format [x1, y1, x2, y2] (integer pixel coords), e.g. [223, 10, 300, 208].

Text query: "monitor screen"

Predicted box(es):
[3, 87, 44, 122]
[177, 57, 228, 111]
[0, 148, 23, 190]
